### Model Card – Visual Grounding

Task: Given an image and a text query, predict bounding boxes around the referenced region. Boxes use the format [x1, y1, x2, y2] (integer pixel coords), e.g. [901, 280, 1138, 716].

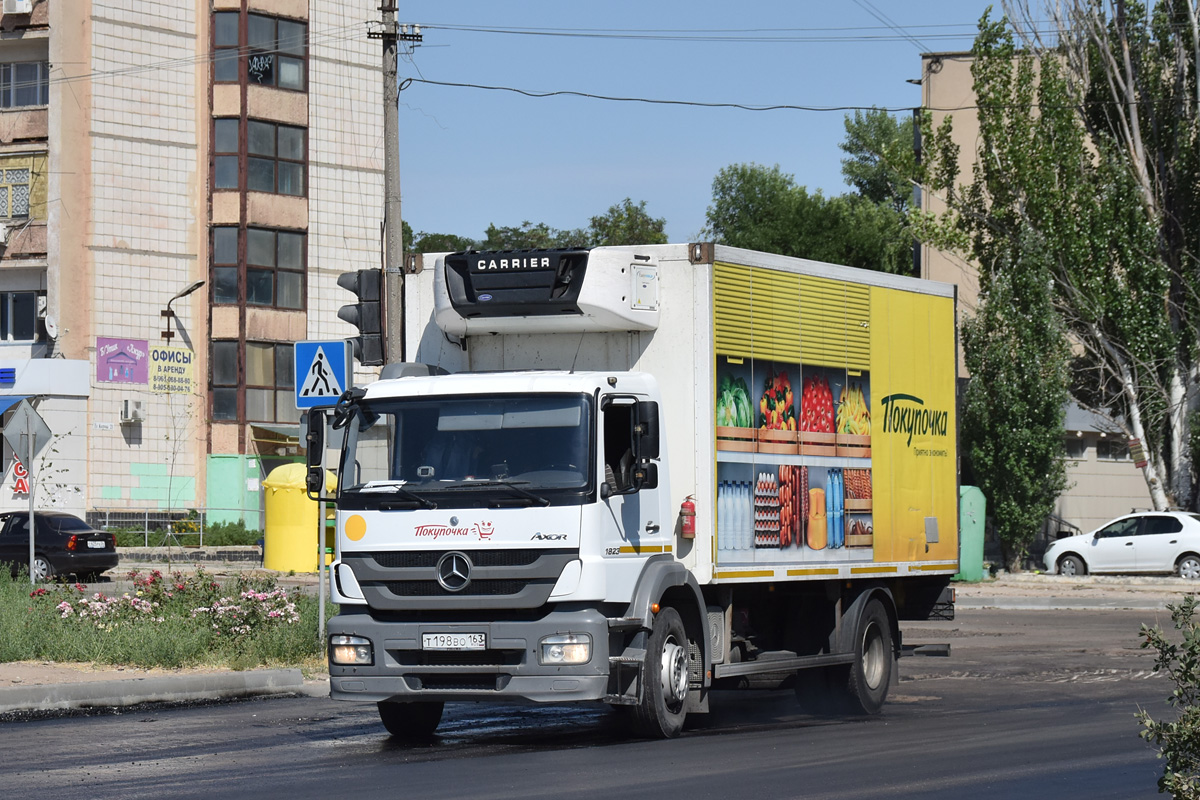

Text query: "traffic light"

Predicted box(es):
[337, 269, 383, 366]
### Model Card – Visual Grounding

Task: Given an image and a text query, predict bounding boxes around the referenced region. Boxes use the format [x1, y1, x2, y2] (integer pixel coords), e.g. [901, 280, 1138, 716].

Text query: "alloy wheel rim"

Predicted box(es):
[661, 636, 688, 707]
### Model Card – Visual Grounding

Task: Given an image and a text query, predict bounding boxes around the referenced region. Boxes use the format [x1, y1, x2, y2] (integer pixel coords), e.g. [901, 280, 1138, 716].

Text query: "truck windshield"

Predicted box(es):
[340, 393, 593, 505]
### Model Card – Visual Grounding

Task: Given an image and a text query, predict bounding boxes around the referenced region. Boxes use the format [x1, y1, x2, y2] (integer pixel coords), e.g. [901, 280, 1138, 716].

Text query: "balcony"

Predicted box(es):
[0, 107, 47, 144]
[0, 220, 46, 261]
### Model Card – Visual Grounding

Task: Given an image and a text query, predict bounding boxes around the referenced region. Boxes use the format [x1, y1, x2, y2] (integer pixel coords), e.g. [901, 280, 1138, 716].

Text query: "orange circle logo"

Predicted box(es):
[345, 515, 367, 541]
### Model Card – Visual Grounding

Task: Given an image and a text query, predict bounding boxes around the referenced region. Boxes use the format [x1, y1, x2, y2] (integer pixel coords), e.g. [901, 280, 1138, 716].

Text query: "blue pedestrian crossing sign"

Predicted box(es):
[295, 340, 351, 409]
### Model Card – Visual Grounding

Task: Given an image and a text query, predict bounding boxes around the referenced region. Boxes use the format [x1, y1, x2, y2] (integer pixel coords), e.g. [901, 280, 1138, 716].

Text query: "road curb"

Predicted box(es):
[958, 596, 1173, 611]
[0, 668, 307, 715]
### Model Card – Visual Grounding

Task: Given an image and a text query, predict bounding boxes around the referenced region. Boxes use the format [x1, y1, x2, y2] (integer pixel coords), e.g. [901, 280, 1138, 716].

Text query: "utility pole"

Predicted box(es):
[371, 3, 421, 365]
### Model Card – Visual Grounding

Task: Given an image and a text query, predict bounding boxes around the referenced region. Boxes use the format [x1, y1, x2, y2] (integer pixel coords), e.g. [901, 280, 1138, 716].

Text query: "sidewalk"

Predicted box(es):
[2, 568, 1197, 718]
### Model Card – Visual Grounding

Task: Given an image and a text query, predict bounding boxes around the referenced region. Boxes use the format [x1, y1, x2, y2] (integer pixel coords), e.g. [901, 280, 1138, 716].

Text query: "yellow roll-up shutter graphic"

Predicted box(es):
[715, 263, 869, 370]
[799, 274, 870, 371]
[714, 262, 802, 362]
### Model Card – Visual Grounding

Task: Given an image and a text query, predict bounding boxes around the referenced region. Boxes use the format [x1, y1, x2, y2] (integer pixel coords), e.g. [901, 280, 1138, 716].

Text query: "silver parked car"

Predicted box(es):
[1043, 511, 1200, 578]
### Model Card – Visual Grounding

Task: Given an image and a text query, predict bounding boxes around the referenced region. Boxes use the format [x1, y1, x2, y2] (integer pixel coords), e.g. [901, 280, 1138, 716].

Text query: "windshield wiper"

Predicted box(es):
[446, 479, 551, 507]
[356, 483, 436, 509]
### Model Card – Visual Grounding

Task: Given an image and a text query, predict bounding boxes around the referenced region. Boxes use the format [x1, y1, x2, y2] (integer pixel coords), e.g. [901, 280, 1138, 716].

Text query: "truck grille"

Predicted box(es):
[343, 548, 575, 611]
[382, 579, 541, 597]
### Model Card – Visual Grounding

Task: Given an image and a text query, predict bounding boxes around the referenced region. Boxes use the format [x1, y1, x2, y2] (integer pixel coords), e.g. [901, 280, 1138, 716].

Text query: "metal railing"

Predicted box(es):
[86, 508, 261, 547]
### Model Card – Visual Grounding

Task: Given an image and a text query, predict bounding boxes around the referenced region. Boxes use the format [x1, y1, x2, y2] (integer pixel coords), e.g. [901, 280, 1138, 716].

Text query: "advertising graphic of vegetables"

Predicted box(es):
[716, 374, 754, 428]
[835, 382, 871, 435]
[758, 370, 796, 431]
[800, 374, 835, 433]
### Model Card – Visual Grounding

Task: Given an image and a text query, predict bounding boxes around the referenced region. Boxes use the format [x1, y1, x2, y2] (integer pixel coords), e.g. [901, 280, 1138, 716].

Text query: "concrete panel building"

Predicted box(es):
[0, 0, 383, 528]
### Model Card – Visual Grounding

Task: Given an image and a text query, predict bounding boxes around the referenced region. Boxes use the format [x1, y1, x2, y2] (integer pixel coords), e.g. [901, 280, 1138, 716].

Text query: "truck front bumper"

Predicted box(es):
[328, 607, 613, 705]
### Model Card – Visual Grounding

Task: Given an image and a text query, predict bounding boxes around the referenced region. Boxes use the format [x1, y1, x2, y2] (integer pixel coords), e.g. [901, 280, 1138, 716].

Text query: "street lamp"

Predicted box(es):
[161, 279, 206, 341]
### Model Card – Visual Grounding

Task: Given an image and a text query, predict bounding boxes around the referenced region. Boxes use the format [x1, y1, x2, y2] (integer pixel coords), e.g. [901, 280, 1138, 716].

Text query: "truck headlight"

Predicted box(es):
[539, 633, 591, 665]
[330, 634, 373, 666]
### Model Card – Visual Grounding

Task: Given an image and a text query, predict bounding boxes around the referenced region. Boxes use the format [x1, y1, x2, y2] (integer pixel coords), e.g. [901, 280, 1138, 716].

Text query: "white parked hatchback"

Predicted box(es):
[1044, 511, 1200, 578]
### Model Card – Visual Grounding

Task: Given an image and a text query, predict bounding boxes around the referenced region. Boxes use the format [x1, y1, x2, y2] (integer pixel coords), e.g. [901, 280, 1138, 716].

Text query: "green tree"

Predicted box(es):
[960, 226, 1071, 568]
[704, 163, 910, 273]
[482, 221, 588, 250]
[588, 198, 668, 246]
[840, 108, 917, 213]
[1139, 595, 1200, 798]
[917, 4, 1197, 512]
[411, 231, 477, 253]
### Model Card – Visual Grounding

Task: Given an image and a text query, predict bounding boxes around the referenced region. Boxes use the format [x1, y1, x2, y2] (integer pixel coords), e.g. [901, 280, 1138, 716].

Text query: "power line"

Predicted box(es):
[851, 0, 933, 52]
[406, 76, 1116, 114]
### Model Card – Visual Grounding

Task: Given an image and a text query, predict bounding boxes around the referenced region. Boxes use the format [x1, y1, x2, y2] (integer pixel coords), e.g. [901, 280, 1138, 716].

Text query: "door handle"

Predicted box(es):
[1170, 540, 1178, 544]
[1126, 541, 1134, 546]
[645, 522, 660, 533]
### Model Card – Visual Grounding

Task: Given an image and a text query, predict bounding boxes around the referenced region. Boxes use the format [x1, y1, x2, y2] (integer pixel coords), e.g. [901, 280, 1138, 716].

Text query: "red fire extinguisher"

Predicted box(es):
[680, 495, 696, 538]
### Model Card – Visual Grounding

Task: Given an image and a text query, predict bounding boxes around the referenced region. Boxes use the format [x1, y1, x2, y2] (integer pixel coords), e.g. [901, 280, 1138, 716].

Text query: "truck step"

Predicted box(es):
[608, 617, 645, 630]
[604, 693, 639, 706]
[902, 643, 951, 658]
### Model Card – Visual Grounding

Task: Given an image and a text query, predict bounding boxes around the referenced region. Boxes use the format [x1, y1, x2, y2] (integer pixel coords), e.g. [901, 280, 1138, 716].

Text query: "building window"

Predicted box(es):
[248, 14, 307, 91]
[213, 12, 307, 92]
[1064, 437, 1087, 461]
[1096, 437, 1130, 461]
[0, 167, 30, 219]
[0, 62, 49, 108]
[212, 226, 238, 304]
[211, 226, 305, 310]
[213, 12, 240, 83]
[214, 118, 240, 191]
[0, 290, 40, 341]
[246, 342, 297, 423]
[212, 340, 239, 421]
[247, 228, 304, 309]
[248, 121, 306, 196]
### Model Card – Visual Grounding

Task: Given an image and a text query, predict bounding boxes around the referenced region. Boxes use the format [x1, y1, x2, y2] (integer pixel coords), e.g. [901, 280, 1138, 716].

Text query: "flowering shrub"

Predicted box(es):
[0, 563, 324, 668]
[38, 567, 302, 638]
[192, 588, 300, 637]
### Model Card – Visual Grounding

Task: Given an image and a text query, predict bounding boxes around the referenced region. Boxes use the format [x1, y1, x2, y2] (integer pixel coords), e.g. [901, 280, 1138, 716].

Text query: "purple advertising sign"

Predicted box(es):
[97, 337, 149, 384]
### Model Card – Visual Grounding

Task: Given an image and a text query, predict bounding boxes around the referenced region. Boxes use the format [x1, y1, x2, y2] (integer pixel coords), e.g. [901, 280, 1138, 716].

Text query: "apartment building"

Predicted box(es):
[0, 0, 383, 526]
[918, 51, 1152, 535]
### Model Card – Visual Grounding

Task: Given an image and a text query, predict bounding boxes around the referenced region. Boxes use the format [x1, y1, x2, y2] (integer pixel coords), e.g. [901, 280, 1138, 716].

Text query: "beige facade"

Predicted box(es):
[0, 1, 383, 525]
[918, 51, 1152, 535]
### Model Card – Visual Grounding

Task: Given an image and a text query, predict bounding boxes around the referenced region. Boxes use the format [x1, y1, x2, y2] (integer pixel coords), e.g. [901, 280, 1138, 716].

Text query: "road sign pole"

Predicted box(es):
[318, 497, 327, 644]
[26, 414, 33, 585]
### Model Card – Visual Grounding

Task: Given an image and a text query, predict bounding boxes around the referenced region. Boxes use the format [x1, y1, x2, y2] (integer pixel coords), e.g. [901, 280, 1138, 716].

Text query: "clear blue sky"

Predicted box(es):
[395, 1, 999, 243]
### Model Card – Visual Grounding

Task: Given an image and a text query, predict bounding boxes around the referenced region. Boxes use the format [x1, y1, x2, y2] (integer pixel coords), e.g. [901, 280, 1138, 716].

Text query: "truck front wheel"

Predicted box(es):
[377, 700, 444, 739]
[628, 606, 689, 738]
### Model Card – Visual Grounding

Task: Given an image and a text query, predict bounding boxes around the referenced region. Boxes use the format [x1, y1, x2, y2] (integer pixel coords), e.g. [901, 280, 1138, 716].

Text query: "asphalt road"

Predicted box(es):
[0, 608, 1173, 799]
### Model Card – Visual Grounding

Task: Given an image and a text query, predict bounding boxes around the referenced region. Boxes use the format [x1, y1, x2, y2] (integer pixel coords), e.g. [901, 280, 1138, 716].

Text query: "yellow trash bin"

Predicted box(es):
[262, 463, 336, 573]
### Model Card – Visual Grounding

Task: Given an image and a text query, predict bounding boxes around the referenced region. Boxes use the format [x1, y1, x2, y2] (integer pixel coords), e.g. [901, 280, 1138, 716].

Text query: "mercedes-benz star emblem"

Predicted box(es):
[436, 551, 472, 592]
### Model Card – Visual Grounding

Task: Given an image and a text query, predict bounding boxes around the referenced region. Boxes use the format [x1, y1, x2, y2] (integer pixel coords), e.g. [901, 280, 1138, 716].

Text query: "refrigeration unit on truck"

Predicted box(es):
[307, 242, 959, 739]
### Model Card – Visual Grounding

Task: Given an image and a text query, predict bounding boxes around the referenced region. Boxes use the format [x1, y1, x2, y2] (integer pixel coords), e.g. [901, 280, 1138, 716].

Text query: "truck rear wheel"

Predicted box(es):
[377, 700, 444, 738]
[844, 598, 892, 715]
[628, 606, 689, 738]
[794, 597, 893, 716]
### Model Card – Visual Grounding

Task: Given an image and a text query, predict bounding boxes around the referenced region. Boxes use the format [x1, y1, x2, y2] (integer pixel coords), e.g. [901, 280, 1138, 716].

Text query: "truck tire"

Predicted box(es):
[628, 606, 689, 738]
[843, 598, 892, 715]
[377, 700, 444, 739]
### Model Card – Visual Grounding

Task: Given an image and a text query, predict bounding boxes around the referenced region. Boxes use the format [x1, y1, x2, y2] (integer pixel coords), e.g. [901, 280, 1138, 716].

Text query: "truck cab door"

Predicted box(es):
[599, 397, 664, 550]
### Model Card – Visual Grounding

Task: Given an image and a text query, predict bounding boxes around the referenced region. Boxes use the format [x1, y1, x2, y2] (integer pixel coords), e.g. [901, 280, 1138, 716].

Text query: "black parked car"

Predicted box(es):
[0, 512, 118, 581]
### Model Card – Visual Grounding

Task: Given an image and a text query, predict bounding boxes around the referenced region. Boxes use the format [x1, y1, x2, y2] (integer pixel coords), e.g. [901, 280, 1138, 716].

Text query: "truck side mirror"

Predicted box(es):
[633, 401, 660, 461]
[632, 462, 658, 491]
[305, 410, 326, 498]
